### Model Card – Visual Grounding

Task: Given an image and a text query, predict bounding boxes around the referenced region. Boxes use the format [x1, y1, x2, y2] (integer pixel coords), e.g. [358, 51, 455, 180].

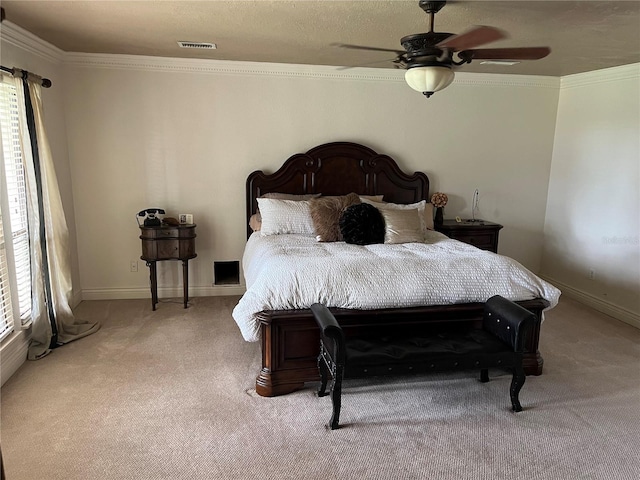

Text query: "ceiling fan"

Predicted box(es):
[335, 0, 551, 98]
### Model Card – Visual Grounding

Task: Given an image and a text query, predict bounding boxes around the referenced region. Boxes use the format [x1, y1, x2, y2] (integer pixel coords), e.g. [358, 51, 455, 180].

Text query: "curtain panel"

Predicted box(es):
[7, 75, 100, 359]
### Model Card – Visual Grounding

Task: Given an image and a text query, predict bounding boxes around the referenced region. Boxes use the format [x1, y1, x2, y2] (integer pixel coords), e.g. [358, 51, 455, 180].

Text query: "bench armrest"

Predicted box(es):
[311, 303, 346, 364]
[483, 296, 536, 352]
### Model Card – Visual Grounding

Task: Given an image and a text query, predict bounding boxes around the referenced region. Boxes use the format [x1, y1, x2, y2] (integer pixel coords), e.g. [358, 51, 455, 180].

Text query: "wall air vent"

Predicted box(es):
[177, 41, 217, 49]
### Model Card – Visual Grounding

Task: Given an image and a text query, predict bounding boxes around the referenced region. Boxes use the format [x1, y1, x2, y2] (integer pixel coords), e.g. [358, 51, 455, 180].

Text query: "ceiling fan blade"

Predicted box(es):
[336, 57, 404, 70]
[436, 25, 506, 51]
[459, 47, 551, 61]
[331, 43, 405, 55]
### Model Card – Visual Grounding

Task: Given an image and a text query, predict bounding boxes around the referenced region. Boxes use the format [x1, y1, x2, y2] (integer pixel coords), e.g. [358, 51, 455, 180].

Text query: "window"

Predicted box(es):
[0, 77, 31, 342]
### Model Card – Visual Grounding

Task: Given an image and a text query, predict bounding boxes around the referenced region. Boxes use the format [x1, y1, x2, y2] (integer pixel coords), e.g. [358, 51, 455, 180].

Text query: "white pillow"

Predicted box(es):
[379, 208, 424, 244]
[257, 198, 315, 236]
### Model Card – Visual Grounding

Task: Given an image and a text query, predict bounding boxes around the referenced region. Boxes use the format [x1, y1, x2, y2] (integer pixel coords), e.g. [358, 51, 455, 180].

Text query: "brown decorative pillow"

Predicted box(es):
[309, 193, 361, 242]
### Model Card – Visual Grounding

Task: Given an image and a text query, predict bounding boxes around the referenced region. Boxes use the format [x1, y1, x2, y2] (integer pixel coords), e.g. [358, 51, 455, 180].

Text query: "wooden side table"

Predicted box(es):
[435, 219, 503, 253]
[139, 224, 197, 310]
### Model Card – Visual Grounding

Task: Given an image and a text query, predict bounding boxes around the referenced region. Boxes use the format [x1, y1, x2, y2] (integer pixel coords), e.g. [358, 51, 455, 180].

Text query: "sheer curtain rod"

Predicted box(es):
[0, 65, 52, 88]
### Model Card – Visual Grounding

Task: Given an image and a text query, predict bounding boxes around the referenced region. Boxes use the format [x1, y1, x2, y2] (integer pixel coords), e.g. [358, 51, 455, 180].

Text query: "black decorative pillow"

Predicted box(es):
[339, 203, 386, 245]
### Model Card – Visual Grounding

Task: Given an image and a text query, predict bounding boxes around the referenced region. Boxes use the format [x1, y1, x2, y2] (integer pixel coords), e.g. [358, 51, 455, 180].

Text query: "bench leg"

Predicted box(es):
[510, 364, 526, 412]
[479, 369, 489, 383]
[329, 365, 344, 430]
[317, 354, 329, 397]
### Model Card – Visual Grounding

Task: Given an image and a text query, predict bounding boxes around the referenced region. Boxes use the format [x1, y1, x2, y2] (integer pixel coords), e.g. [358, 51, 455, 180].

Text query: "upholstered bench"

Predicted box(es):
[311, 295, 536, 429]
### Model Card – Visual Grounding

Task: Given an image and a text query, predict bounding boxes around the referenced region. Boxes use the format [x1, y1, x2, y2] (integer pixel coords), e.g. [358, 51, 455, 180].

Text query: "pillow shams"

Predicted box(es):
[423, 202, 434, 231]
[256, 198, 315, 236]
[261, 192, 321, 201]
[251, 193, 320, 232]
[379, 208, 424, 244]
[358, 195, 384, 202]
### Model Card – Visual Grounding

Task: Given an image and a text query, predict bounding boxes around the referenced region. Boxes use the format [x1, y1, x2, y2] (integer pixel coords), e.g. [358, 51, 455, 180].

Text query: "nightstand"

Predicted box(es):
[435, 220, 503, 253]
[139, 224, 197, 310]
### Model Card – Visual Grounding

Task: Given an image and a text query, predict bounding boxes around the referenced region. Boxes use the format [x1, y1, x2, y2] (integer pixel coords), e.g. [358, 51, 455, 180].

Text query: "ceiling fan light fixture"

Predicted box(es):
[404, 65, 455, 98]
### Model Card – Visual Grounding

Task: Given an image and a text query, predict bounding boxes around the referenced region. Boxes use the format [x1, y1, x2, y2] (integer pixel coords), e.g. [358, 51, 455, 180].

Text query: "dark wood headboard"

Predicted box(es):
[246, 142, 430, 238]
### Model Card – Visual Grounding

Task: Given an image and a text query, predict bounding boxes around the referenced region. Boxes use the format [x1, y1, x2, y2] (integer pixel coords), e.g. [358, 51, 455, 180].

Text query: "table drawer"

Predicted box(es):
[140, 228, 178, 239]
[435, 221, 501, 254]
[139, 225, 197, 261]
[455, 233, 494, 249]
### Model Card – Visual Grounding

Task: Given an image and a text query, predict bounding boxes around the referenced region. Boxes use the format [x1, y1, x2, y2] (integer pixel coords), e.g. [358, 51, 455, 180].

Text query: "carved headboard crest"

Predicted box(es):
[246, 142, 429, 238]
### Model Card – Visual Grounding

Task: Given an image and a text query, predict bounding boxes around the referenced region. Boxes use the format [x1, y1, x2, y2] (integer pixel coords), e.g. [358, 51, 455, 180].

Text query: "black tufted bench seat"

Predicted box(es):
[311, 295, 536, 430]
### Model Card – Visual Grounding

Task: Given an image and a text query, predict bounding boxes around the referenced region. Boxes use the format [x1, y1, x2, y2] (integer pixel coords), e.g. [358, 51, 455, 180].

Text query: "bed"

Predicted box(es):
[235, 141, 560, 397]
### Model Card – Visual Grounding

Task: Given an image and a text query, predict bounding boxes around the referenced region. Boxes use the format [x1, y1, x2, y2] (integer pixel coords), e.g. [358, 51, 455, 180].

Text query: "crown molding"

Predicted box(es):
[561, 63, 640, 89]
[455, 71, 559, 89]
[0, 21, 65, 64]
[63, 52, 559, 89]
[63, 52, 405, 82]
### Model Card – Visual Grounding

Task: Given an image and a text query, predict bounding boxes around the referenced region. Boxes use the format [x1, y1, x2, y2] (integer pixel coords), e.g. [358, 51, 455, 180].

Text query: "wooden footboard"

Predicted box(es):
[255, 299, 548, 397]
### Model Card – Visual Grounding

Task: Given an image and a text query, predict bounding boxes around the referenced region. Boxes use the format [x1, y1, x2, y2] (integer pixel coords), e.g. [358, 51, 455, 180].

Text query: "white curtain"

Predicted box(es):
[10, 74, 100, 359]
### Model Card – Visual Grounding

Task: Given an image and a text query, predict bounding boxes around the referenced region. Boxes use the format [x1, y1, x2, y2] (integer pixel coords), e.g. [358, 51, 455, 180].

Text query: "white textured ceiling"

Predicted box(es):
[2, 0, 639, 77]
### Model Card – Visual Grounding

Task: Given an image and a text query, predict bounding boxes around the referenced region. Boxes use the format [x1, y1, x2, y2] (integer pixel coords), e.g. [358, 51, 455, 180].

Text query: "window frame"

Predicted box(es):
[0, 76, 32, 342]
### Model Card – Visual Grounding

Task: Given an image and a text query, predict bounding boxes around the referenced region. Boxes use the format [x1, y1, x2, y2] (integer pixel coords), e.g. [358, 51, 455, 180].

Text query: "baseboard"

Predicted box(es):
[71, 289, 83, 309]
[81, 284, 246, 301]
[541, 275, 640, 329]
[0, 329, 30, 386]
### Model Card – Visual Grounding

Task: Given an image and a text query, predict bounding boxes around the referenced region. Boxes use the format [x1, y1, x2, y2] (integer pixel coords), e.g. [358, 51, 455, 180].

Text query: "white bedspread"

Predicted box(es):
[232, 231, 561, 342]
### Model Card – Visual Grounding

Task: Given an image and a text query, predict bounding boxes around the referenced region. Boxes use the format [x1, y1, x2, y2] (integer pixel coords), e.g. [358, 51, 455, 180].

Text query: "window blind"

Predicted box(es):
[0, 78, 32, 339]
[0, 207, 14, 341]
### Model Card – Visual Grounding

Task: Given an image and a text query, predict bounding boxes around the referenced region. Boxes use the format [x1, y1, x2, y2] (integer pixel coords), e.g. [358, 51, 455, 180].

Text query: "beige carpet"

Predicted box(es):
[1, 295, 639, 480]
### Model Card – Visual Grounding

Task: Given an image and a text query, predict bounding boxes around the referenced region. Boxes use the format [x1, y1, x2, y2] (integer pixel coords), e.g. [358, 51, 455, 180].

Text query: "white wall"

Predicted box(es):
[60, 55, 559, 301]
[541, 64, 640, 326]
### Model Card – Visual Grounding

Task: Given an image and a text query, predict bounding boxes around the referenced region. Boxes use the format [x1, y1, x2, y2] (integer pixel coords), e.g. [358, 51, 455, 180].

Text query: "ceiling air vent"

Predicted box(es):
[177, 41, 217, 49]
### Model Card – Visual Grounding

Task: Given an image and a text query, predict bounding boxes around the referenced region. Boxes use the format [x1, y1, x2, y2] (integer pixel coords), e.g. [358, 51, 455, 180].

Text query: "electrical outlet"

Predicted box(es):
[130, 260, 138, 272]
[588, 269, 595, 280]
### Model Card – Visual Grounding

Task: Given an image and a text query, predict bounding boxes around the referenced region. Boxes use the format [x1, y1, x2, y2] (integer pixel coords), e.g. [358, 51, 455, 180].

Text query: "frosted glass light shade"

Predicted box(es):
[404, 66, 455, 97]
